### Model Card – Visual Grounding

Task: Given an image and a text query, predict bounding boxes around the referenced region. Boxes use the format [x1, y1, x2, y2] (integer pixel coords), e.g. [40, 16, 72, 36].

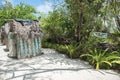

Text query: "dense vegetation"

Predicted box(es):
[0, 0, 120, 70]
[41, 0, 120, 70]
[0, 0, 37, 27]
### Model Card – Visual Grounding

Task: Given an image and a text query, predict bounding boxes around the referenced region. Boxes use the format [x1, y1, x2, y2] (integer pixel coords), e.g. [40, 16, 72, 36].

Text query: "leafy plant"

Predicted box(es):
[0, 1, 37, 27]
[64, 44, 81, 58]
[80, 48, 120, 70]
[65, 44, 75, 58]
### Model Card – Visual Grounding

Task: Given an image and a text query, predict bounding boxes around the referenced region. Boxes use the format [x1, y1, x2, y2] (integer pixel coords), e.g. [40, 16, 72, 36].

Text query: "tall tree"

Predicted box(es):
[64, 0, 119, 53]
[65, 0, 100, 42]
[41, 6, 73, 40]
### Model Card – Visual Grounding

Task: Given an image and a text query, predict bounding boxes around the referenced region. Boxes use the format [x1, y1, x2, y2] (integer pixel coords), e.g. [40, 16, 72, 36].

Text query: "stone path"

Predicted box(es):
[0, 45, 120, 80]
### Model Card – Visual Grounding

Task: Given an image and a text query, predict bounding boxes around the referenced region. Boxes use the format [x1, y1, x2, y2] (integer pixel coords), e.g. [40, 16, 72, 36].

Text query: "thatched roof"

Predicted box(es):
[2, 19, 43, 41]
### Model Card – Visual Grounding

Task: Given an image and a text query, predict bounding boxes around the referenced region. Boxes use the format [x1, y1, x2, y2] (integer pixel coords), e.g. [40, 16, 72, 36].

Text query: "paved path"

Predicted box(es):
[0, 45, 120, 80]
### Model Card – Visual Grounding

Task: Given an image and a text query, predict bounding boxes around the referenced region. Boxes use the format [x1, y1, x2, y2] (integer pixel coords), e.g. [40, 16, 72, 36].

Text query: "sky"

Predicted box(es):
[0, 0, 63, 13]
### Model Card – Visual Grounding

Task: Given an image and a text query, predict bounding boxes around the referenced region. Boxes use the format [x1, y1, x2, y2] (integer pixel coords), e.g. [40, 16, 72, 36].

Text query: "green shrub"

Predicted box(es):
[42, 41, 80, 58]
[80, 48, 120, 70]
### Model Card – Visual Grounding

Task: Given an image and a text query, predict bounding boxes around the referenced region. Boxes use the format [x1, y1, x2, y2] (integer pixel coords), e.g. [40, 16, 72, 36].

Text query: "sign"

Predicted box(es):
[93, 32, 108, 38]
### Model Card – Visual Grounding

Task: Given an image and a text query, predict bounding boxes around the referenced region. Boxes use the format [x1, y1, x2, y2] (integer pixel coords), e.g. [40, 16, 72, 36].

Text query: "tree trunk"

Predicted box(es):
[75, 0, 83, 42]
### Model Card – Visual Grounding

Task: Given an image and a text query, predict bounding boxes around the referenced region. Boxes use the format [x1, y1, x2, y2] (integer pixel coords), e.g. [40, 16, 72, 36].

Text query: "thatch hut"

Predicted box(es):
[3, 19, 43, 59]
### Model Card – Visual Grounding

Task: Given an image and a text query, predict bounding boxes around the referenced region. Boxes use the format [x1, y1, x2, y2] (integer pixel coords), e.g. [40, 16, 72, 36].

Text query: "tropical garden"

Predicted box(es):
[0, 0, 120, 71]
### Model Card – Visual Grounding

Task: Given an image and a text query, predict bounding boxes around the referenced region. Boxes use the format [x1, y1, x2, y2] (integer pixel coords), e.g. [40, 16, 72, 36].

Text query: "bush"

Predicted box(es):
[80, 48, 120, 70]
[42, 41, 80, 58]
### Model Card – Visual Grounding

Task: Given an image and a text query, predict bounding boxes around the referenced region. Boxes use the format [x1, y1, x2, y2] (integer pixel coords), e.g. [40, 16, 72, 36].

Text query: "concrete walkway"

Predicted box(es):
[0, 45, 120, 80]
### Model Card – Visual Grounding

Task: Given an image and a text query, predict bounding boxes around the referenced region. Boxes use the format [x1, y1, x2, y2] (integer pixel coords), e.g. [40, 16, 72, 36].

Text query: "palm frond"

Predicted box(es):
[111, 60, 120, 64]
[80, 54, 93, 58]
[101, 61, 112, 67]
[106, 56, 120, 60]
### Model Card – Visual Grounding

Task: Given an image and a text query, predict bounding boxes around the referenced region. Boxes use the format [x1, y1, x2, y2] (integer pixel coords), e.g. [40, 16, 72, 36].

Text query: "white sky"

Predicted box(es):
[36, 2, 53, 13]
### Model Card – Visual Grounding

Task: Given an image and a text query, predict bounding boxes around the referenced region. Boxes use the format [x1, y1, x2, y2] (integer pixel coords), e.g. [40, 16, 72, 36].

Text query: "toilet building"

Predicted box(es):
[3, 19, 43, 59]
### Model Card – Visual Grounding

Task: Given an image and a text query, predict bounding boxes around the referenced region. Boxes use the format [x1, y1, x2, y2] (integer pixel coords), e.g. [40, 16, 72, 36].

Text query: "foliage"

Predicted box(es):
[0, 0, 37, 27]
[13, 3, 36, 19]
[112, 60, 120, 64]
[80, 48, 120, 70]
[64, 0, 120, 51]
[41, 6, 74, 41]
[64, 44, 76, 58]
[42, 41, 79, 58]
[41, 0, 120, 70]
